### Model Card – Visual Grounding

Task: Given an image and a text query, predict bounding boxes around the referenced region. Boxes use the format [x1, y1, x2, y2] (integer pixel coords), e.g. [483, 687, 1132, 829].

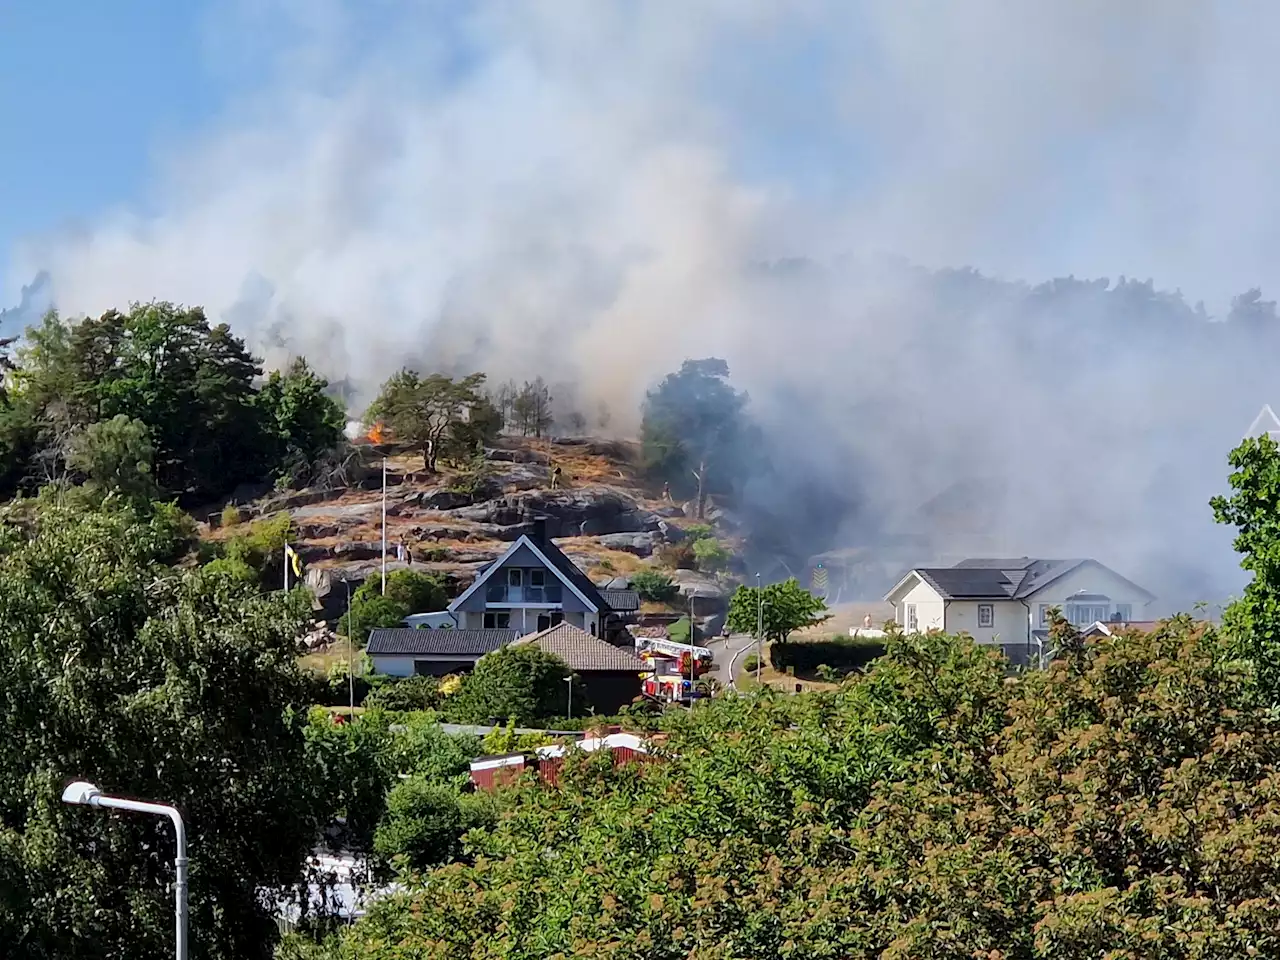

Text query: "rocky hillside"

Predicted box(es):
[202, 435, 734, 614]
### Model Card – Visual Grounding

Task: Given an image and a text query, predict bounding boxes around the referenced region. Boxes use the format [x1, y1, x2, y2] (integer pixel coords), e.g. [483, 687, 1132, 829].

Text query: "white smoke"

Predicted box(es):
[9, 0, 1280, 605]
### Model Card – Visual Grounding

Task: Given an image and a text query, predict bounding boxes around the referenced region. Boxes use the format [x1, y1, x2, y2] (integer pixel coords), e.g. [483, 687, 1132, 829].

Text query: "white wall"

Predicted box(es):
[945, 599, 1029, 646]
[893, 578, 945, 632]
[1025, 562, 1153, 630]
[370, 655, 414, 678]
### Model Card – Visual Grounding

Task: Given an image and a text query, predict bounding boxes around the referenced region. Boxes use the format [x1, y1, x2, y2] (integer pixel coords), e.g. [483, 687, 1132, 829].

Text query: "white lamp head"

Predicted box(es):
[62, 780, 102, 806]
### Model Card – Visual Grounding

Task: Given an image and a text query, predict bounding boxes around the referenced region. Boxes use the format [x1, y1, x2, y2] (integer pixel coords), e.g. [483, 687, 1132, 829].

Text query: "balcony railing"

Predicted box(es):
[485, 583, 563, 604]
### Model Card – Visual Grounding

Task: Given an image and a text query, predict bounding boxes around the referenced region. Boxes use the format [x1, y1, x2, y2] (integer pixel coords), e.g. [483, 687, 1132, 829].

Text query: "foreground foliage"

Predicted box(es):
[327, 621, 1280, 958]
[0, 502, 324, 959]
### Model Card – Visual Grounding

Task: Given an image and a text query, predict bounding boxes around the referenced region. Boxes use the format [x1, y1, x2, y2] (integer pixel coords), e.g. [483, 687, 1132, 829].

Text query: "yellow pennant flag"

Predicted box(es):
[284, 544, 303, 578]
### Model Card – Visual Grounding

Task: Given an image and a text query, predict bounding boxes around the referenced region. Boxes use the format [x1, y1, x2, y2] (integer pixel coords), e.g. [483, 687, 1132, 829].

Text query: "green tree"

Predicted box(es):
[629, 568, 679, 604]
[0, 501, 326, 959]
[339, 570, 448, 643]
[66, 413, 159, 502]
[372, 778, 497, 875]
[511, 377, 554, 438]
[340, 593, 410, 644]
[1212, 432, 1280, 701]
[18, 304, 268, 501]
[365, 370, 488, 472]
[640, 358, 752, 518]
[445, 645, 577, 724]
[254, 358, 345, 486]
[692, 536, 731, 573]
[726, 578, 830, 643]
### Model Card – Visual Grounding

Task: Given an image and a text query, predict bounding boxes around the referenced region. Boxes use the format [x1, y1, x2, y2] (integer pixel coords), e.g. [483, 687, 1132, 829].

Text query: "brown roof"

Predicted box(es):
[514, 622, 647, 673]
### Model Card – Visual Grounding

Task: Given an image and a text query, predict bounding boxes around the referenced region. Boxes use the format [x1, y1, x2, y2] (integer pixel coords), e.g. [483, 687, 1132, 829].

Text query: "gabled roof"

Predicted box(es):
[886, 557, 1154, 603]
[448, 534, 610, 613]
[366, 628, 517, 656]
[600, 589, 640, 611]
[1246, 404, 1280, 441]
[512, 622, 647, 672]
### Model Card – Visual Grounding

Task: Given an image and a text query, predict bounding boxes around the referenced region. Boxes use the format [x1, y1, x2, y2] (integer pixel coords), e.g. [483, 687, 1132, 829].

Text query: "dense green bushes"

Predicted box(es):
[768, 634, 886, 677]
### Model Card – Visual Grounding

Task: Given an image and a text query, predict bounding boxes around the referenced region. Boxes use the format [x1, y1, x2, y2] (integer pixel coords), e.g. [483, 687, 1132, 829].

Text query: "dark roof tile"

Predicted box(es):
[366, 628, 518, 656]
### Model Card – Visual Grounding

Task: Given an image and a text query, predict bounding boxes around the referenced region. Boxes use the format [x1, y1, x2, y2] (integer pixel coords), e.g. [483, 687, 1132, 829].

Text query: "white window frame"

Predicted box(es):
[977, 603, 993, 628]
[1038, 604, 1051, 627]
[508, 568, 523, 587]
[906, 604, 918, 632]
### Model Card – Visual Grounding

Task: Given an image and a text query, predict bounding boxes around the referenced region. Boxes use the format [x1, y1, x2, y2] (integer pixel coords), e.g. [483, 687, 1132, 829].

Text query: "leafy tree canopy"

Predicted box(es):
[254, 358, 346, 486]
[334, 621, 1280, 959]
[1212, 432, 1280, 702]
[65, 413, 159, 504]
[0, 500, 324, 959]
[444, 644, 577, 724]
[726, 577, 830, 642]
[365, 370, 491, 472]
[640, 358, 753, 517]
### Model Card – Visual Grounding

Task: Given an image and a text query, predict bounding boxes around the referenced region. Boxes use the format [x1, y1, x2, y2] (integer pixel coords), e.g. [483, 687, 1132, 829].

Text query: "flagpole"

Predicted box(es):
[283, 544, 289, 592]
[380, 457, 387, 596]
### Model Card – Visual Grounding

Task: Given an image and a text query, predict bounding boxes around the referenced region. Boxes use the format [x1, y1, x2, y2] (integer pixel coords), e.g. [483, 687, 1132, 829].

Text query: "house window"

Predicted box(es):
[1065, 603, 1109, 627]
[1038, 604, 1051, 627]
[1113, 604, 1132, 622]
[906, 604, 917, 631]
[484, 612, 510, 629]
[508, 568, 523, 587]
[978, 604, 993, 628]
[530, 570, 545, 587]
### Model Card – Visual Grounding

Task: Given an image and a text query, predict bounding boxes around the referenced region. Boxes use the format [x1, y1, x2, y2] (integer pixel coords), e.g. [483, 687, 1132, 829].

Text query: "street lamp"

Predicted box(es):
[62, 781, 188, 960]
[565, 675, 574, 719]
[755, 573, 763, 683]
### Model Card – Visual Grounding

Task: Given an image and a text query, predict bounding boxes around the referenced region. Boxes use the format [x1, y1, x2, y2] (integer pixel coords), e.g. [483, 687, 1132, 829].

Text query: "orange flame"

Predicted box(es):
[367, 422, 387, 443]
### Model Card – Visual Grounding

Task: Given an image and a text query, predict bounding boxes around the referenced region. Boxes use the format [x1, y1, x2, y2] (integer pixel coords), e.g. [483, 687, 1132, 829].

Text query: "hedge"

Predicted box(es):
[769, 636, 886, 677]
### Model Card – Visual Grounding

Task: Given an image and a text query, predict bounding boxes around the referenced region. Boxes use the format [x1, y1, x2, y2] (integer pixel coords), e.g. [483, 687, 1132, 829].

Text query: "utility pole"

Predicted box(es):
[380, 457, 388, 596]
[755, 573, 763, 684]
[688, 591, 695, 704]
[347, 579, 356, 718]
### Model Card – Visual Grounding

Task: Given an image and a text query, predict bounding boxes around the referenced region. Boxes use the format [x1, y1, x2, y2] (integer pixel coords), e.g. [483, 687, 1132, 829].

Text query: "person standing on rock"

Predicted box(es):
[550, 465, 562, 490]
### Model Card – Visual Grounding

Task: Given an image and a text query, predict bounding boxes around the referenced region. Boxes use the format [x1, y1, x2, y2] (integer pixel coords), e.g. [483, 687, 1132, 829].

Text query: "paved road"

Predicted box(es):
[705, 632, 760, 689]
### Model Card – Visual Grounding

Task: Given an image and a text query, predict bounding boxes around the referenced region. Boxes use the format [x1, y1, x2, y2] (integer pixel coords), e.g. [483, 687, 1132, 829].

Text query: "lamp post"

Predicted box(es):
[62, 781, 187, 960]
[755, 573, 763, 683]
[565, 675, 573, 719]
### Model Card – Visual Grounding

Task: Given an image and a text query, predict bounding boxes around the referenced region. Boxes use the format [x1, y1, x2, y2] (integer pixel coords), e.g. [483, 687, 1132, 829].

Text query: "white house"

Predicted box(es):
[884, 557, 1156, 666]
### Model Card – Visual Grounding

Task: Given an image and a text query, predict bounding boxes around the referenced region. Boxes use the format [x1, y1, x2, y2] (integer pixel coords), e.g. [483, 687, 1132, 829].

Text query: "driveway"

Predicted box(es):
[705, 632, 761, 689]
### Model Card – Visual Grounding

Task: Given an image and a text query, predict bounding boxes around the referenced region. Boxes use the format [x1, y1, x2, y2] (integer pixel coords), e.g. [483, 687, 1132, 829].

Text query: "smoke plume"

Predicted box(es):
[8, 0, 1280, 607]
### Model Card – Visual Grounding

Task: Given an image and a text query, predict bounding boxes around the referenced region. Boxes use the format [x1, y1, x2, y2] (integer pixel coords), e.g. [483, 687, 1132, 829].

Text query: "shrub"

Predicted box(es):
[365, 675, 443, 712]
[654, 542, 696, 570]
[692, 537, 731, 573]
[768, 636, 885, 677]
[221, 502, 243, 528]
[742, 653, 760, 674]
[630, 568, 679, 603]
[445, 646, 581, 724]
[372, 777, 497, 875]
[668, 616, 693, 644]
[683, 523, 714, 541]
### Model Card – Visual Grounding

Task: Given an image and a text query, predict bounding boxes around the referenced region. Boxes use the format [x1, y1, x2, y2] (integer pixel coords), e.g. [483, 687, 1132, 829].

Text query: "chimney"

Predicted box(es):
[532, 517, 547, 544]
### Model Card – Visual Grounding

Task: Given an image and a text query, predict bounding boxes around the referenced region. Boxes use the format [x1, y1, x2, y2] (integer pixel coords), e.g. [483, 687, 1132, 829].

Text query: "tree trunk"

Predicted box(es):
[693, 461, 708, 519]
[423, 439, 436, 473]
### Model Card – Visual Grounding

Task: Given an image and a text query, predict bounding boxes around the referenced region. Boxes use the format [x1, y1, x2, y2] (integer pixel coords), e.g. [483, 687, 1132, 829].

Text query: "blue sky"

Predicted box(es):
[0, 1, 225, 294]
